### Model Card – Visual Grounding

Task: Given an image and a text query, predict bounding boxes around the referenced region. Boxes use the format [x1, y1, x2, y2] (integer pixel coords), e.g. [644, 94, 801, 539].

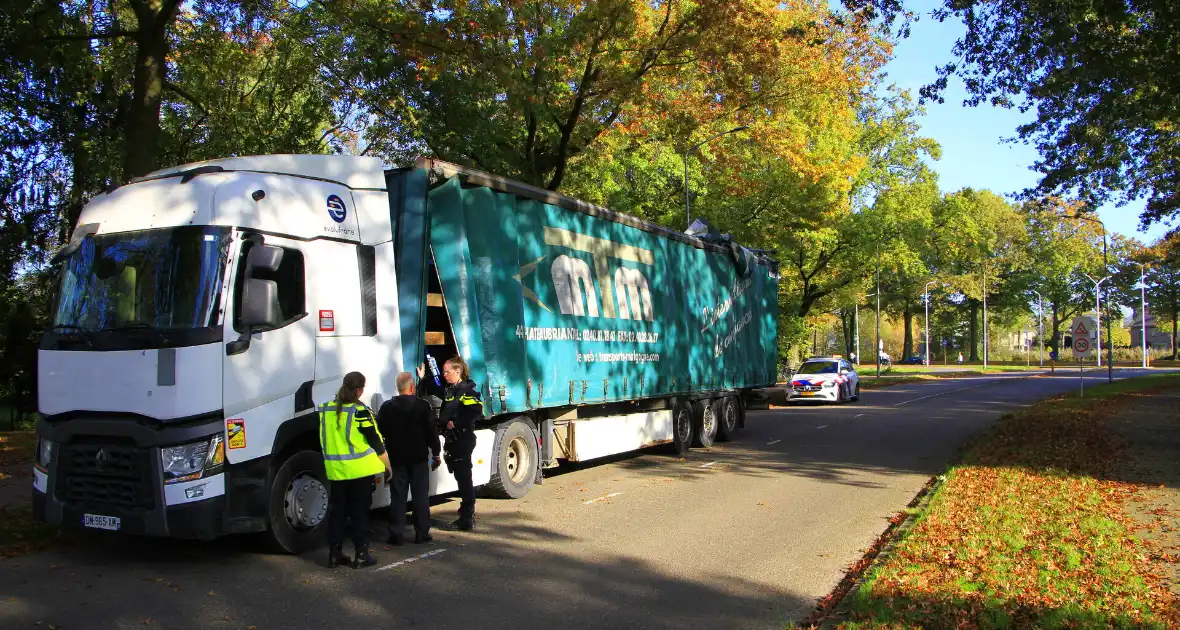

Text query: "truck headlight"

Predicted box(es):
[36, 438, 54, 470]
[161, 435, 225, 485]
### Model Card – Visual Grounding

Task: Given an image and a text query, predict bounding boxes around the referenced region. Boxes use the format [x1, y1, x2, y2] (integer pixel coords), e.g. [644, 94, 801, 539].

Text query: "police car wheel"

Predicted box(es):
[486, 419, 538, 499]
[692, 399, 717, 448]
[716, 397, 738, 442]
[670, 402, 693, 455]
[267, 450, 329, 554]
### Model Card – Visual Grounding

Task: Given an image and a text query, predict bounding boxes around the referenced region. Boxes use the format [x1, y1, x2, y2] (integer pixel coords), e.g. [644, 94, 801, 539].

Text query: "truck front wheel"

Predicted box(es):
[486, 419, 538, 499]
[267, 450, 330, 554]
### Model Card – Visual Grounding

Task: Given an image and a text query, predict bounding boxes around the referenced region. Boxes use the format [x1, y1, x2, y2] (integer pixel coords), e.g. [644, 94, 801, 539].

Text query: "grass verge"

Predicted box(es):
[834, 373, 1180, 629]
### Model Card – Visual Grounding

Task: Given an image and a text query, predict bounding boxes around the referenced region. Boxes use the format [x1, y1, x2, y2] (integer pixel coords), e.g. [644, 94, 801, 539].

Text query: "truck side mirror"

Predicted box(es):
[227, 244, 285, 356]
[241, 278, 281, 329]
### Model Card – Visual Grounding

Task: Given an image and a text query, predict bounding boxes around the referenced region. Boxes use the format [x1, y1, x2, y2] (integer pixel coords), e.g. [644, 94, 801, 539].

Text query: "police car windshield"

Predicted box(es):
[797, 361, 838, 374]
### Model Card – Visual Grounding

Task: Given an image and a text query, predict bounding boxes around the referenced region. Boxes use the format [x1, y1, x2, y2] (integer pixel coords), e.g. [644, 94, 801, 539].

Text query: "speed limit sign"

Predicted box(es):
[1073, 336, 1093, 357]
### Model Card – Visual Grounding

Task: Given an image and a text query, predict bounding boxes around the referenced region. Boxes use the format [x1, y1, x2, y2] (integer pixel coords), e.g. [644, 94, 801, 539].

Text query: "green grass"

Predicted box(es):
[837, 373, 1180, 629]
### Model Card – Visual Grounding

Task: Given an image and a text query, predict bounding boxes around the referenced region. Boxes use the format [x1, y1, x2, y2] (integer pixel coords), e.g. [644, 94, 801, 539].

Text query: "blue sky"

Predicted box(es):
[880, 1, 1172, 244]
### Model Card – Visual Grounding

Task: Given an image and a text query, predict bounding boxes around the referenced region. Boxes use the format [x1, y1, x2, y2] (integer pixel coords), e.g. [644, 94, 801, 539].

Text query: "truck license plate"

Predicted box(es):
[83, 514, 120, 531]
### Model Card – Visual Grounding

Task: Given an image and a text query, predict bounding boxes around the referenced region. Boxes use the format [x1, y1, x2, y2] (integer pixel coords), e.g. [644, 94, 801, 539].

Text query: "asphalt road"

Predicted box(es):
[0, 368, 1166, 629]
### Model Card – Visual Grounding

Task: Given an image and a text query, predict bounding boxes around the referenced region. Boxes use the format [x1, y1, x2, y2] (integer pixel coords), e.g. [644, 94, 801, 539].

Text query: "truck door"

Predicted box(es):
[221, 233, 316, 464]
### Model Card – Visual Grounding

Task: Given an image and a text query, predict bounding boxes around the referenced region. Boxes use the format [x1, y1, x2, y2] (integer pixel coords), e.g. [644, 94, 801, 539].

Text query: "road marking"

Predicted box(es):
[584, 492, 622, 505]
[375, 548, 447, 572]
[766, 439, 782, 446]
[893, 381, 993, 407]
[816, 425, 828, 430]
[699, 461, 719, 468]
[854, 414, 865, 418]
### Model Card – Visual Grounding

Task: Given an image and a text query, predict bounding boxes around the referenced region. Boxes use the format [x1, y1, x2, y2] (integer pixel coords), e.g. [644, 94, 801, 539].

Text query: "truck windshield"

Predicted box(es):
[46, 226, 231, 350]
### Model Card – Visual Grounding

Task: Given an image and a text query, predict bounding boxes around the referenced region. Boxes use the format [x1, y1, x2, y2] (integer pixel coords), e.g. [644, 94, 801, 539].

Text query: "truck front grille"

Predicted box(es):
[59, 441, 155, 510]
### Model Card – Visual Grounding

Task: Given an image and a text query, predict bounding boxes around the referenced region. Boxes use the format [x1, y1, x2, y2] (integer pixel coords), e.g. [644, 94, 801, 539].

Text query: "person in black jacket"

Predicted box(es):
[377, 372, 442, 545]
[417, 356, 482, 531]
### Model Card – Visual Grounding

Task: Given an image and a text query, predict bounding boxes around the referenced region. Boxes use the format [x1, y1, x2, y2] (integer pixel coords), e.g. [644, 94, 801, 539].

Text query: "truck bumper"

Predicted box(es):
[33, 414, 270, 540]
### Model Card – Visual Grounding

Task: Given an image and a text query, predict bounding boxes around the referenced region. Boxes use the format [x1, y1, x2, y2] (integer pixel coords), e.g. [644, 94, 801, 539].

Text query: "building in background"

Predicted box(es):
[1130, 308, 1174, 351]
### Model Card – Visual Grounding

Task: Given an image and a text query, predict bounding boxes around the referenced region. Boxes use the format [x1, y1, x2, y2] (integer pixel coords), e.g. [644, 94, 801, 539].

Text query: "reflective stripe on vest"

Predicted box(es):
[445, 393, 482, 406]
[318, 401, 384, 481]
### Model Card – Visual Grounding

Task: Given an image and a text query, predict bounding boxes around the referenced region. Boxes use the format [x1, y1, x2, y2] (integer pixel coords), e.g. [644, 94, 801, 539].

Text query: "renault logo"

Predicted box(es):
[95, 448, 109, 471]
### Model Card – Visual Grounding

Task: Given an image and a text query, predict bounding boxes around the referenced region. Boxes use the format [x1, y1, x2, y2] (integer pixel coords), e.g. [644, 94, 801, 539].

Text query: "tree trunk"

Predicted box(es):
[1049, 303, 1061, 354]
[122, 0, 181, 180]
[969, 300, 980, 361]
[840, 309, 855, 358]
[902, 300, 914, 361]
[1172, 307, 1178, 360]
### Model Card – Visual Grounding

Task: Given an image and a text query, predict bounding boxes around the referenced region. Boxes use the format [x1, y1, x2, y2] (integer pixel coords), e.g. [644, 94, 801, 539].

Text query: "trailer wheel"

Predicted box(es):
[716, 397, 739, 442]
[267, 449, 330, 554]
[692, 399, 718, 448]
[486, 419, 538, 499]
[670, 402, 693, 455]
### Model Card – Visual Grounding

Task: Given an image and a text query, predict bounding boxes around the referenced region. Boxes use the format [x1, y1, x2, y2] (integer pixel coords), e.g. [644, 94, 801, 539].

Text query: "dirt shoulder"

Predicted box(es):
[1107, 391, 1180, 598]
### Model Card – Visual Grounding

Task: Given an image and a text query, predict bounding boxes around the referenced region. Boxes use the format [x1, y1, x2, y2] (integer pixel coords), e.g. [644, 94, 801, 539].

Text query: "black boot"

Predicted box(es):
[445, 518, 474, 532]
[328, 545, 349, 569]
[353, 545, 378, 568]
[387, 533, 405, 546]
[413, 530, 433, 544]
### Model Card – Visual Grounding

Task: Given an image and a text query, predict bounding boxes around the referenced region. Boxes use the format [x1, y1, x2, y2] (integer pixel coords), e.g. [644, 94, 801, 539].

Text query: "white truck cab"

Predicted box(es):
[34, 156, 491, 551]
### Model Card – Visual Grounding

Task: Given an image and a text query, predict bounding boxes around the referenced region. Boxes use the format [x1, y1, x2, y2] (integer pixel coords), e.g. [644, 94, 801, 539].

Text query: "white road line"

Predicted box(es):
[375, 548, 447, 572]
[893, 381, 994, 407]
[699, 461, 719, 468]
[816, 425, 828, 429]
[766, 439, 782, 446]
[854, 414, 865, 418]
[584, 492, 622, 505]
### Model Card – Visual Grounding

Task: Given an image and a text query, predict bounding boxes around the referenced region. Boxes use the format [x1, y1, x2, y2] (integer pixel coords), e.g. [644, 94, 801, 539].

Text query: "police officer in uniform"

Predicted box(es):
[319, 371, 393, 568]
[417, 356, 482, 531]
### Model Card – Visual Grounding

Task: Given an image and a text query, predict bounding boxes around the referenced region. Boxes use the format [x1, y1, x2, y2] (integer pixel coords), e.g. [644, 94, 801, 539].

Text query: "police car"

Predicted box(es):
[787, 357, 860, 403]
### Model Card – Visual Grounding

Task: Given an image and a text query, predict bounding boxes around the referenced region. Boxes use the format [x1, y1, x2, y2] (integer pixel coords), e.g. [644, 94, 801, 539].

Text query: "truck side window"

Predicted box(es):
[232, 243, 307, 333]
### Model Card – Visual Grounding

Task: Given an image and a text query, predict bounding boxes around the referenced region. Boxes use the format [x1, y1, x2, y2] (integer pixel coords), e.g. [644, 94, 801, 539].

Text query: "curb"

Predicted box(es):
[804, 472, 949, 629]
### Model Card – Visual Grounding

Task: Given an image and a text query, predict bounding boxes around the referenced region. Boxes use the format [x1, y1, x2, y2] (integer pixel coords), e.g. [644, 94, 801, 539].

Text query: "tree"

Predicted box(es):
[1013, 197, 1106, 354]
[923, 0, 1180, 229]
[1143, 234, 1180, 359]
[324, 0, 886, 190]
[932, 188, 1026, 361]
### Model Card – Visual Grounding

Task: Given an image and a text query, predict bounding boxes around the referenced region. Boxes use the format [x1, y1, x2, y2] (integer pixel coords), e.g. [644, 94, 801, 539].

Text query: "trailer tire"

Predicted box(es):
[486, 419, 538, 499]
[670, 402, 693, 455]
[267, 449, 331, 554]
[716, 397, 739, 442]
[692, 399, 718, 448]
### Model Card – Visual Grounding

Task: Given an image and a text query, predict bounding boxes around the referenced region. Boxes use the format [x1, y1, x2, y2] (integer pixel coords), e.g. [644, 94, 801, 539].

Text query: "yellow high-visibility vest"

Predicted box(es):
[318, 401, 384, 481]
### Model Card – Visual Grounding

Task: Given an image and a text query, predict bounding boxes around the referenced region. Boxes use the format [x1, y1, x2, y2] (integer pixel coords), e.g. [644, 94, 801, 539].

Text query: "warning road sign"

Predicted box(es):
[1072, 320, 1089, 336]
[1069, 316, 1097, 339]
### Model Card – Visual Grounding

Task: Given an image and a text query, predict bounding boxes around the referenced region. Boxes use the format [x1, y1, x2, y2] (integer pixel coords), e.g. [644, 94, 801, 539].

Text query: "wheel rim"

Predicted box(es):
[675, 409, 691, 443]
[505, 435, 531, 484]
[703, 405, 716, 437]
[725, 403, 737, 430]
[284, 472, 329, 530]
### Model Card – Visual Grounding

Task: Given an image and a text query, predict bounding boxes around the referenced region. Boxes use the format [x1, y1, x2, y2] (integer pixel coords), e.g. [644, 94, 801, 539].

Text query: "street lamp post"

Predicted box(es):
[1138, 262, 1149, 368]
[875, 243, 882, 378]
[683, 126, 748, 229]
[923, 280, 936, 367]
[1032, 289, 1044, 367]
[982, 266, 989, 370]
[1083, 273, 1110, 374]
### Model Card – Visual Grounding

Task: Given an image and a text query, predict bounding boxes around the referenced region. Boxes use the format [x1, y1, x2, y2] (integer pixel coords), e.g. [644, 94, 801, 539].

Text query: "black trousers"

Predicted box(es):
[388, 461, 431, 537]
[327, 476, 374, 550]
[447, 432, 476, 522]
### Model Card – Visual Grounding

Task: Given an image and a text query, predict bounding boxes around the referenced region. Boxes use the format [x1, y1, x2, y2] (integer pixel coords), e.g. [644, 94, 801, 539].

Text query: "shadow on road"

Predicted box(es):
[0, 510, 812, 630]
